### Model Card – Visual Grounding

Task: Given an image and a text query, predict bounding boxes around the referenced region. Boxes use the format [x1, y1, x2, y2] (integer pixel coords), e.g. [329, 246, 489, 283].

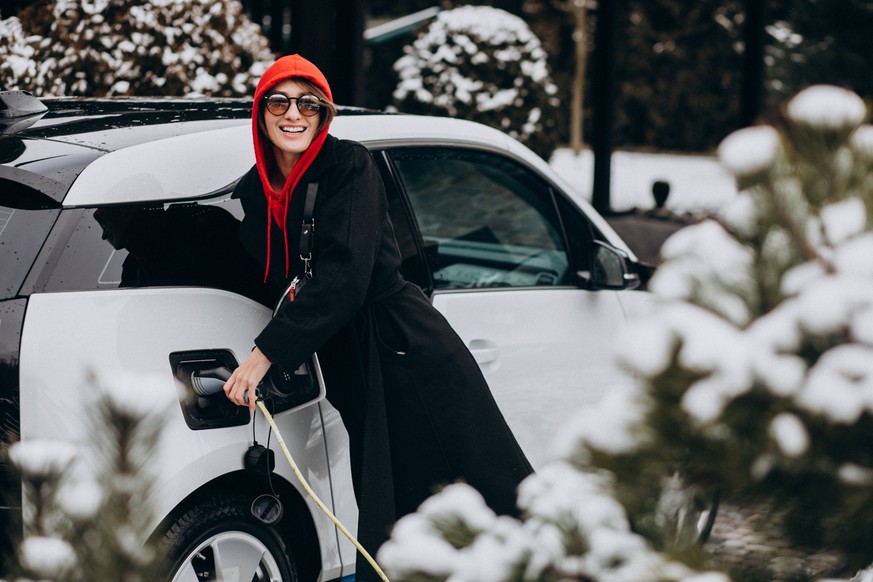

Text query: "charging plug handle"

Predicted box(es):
[190, 365, 264, 403]
[190, 365, 233, 396]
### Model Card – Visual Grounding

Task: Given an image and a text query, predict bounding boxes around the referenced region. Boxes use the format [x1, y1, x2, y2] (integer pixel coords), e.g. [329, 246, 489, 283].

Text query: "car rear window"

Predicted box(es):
[39, 197, 272, 305]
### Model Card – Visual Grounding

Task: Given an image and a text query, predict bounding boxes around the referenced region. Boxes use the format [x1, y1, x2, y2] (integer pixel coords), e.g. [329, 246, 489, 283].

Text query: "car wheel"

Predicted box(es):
[656, 474, 720, 551]
[162, 494, 299, 582]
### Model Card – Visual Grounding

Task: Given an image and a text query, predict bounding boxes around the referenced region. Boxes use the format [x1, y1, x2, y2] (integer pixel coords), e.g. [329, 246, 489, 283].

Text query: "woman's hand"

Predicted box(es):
[224, 347, 273, 411]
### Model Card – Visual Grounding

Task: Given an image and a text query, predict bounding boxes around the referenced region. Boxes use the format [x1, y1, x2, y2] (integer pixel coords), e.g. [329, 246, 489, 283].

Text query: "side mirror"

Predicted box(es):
[578, 241, 641, 290]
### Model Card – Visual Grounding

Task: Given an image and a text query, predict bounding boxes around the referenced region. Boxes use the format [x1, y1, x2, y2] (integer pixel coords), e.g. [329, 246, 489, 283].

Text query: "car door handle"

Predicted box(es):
[469, 339, 499, 365]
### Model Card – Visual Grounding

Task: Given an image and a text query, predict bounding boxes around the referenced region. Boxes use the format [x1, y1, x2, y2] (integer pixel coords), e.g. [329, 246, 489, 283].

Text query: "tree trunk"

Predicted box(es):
[290, 0, 364, 107]
[591, 0, 616, 215]
[570, 0, 589, 154]
[741, 0, 768, 127]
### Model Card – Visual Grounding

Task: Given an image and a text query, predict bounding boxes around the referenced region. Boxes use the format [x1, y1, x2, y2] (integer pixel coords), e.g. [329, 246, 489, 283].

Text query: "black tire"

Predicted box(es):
[162, 494, 299, 582]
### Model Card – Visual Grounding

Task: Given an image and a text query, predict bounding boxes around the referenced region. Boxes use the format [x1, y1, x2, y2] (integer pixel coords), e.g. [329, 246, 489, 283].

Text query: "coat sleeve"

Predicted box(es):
[254, 143, 386, 370]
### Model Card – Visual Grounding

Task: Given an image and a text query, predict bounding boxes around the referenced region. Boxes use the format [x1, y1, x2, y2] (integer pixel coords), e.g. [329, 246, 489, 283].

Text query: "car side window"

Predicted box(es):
[41, 196, 272, 304]
[388, 147, 569, 289]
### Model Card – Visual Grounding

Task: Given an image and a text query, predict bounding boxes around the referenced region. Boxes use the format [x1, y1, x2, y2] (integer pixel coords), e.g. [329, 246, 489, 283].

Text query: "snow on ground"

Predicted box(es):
[549, 148, 738, 215]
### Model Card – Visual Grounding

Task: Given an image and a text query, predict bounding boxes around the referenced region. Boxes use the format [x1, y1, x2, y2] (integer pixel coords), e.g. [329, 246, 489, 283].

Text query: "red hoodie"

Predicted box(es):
[251, 54, 333, 280]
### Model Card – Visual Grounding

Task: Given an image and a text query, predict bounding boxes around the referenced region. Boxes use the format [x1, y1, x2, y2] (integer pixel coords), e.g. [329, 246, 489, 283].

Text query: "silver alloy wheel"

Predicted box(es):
[171, 531, 284, 582]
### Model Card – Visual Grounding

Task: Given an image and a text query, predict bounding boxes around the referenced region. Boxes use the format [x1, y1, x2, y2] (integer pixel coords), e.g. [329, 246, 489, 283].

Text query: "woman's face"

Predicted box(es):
[262, 79, 321, 167]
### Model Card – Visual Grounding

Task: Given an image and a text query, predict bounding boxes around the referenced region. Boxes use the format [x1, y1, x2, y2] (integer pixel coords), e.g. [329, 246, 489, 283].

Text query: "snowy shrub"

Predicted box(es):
[0, 0, 274, 97]
[566, 84, 873, 575]
[2, 372, 168, 581]
[392, 5, 560, 159]
[378, 477, 728, 582]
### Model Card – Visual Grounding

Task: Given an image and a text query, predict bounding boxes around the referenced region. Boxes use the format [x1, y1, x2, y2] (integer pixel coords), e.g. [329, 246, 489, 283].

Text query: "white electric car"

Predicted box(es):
[0, 90, 662, 581]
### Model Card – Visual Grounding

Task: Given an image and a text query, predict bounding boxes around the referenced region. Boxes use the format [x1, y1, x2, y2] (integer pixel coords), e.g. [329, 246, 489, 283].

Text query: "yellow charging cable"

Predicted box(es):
[256, 399, 391, 582]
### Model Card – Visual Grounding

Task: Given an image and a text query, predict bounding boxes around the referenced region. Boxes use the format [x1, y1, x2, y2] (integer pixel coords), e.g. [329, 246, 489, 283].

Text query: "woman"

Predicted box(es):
[224, 54, 532, 580]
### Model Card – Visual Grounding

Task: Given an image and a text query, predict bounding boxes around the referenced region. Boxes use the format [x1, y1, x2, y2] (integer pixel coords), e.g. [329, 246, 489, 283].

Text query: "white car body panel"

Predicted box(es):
[63, 125, 256, 207]
[18, 288, 353, 579]
[431, 287, 632, 468]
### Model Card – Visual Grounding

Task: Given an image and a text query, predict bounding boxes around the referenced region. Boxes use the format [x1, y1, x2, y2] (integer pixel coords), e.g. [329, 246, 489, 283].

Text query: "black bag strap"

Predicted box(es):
[299, 182, 318, 277]
[299, 182, 318, 256]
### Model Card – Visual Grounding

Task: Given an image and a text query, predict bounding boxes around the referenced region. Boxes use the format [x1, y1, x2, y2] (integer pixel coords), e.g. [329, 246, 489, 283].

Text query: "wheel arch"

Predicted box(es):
[148, 469, 323, 582]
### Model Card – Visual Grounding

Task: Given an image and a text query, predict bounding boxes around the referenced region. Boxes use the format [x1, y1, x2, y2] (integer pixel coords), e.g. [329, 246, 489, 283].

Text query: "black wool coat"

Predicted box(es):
[233, 135, 533, 580]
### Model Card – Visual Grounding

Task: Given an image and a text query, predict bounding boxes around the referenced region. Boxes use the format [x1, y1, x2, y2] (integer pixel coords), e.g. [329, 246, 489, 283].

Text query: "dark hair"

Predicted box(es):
[257, 76, 336, 139]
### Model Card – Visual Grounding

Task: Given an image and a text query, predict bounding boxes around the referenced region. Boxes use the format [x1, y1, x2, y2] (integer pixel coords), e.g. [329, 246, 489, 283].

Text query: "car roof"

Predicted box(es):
[63, 110, 522, 208]
[2, 96, 526, 207]
[1, 97, 252, 203]
[0, 95, 635, 262]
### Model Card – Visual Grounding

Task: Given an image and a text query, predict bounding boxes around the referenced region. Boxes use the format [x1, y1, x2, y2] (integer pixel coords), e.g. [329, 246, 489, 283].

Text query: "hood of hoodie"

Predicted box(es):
[251, 54, 333, 279]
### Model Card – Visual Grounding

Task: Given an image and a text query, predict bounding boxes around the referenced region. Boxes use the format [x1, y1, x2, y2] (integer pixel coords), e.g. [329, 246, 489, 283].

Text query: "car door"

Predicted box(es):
[381, 146, 635, 468]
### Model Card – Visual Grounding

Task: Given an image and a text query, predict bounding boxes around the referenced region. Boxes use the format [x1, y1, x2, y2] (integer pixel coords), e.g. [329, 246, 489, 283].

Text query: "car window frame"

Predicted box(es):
[21, 187, 273, 305]
[377, 144, 600, 294]
[372, 149, 435, 295]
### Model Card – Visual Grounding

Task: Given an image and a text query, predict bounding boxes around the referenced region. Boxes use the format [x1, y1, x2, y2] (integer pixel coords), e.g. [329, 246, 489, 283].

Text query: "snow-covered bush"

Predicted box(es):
[0, 0, 274, 97]
[2, 372, 168, 581]
[379, 475, 727, 582]
[565, 84, 873, 575]
[392, 5, 560, 159]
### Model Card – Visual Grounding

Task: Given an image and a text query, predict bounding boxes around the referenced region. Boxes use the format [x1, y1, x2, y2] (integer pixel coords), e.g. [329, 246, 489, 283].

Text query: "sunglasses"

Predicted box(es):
[262, 94, 322, 117]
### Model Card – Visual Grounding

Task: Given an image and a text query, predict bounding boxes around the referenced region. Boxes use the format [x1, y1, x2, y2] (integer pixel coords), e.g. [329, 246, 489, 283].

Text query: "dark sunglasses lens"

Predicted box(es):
[265, 95, 290, 115]
[297, 96, 321, 116]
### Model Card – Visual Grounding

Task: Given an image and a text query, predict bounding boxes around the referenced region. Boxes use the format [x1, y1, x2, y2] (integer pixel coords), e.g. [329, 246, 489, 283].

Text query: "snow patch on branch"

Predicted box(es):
[787, 84, 867, 132]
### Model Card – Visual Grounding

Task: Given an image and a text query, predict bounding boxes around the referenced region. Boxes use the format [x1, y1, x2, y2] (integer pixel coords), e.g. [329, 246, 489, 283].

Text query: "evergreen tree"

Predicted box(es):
[0, 0, 274, 97]
[4, 372, 167, 581]
[579, 84, 873, 579]
[765, 0, 873, 104]
[615, 0, 746, 152]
